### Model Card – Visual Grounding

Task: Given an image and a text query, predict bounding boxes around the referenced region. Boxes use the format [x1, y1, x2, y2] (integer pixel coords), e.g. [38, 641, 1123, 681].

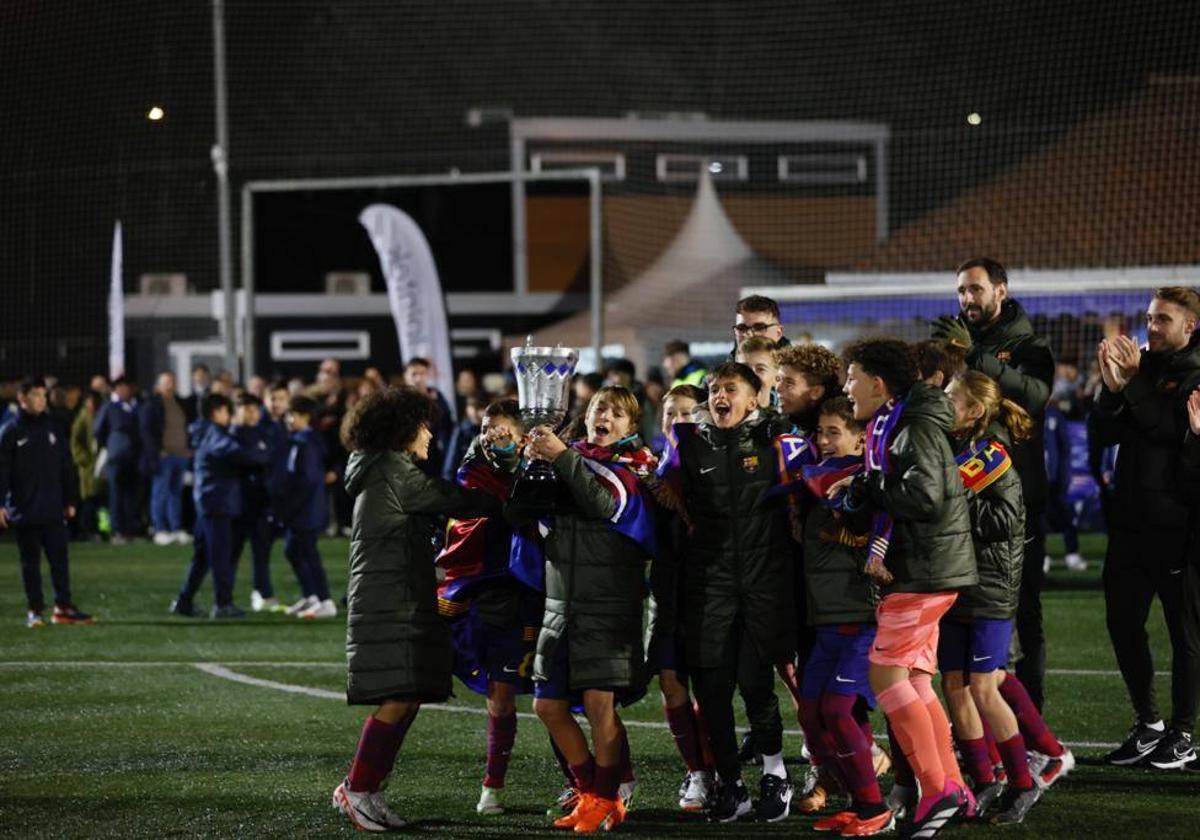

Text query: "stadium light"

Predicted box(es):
[966, 111, 982, 126]
[147, 105, 165, 121]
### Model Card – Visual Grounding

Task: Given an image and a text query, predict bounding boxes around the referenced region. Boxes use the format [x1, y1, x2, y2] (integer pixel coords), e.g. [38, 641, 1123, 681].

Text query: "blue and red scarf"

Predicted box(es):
[566, 439, 658, 557]
[862, 398, 907, 583]
[956, 437, 1013, 493]
[801, 453, 864, 508]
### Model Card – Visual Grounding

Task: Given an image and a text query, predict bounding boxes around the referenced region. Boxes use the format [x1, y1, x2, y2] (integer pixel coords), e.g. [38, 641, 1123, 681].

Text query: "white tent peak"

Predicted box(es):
[607, 170, 755, 312]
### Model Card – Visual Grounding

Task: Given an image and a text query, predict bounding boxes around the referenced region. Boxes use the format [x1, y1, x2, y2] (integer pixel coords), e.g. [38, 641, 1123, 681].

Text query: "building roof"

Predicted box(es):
[851, 79, 1200, 271]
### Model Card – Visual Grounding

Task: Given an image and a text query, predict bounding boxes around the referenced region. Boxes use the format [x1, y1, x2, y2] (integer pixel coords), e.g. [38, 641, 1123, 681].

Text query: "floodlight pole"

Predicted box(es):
[212, 0, 238, 376]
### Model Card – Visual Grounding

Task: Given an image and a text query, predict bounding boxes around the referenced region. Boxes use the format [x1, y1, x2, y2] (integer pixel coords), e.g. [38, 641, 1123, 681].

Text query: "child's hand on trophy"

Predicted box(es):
[526, 425, 567, 462]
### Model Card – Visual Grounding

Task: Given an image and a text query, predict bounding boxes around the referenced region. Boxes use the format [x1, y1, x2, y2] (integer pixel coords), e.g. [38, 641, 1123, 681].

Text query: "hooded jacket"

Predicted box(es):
[192, 422, 270, 517]
[342, 449, 500, 705]
[850, 382, 978, 594]
[948, 423, 1025, 619]
[964, 299, 1055, 513]
[670, 410, 798, 669]
[1090, 331, 1200, 531]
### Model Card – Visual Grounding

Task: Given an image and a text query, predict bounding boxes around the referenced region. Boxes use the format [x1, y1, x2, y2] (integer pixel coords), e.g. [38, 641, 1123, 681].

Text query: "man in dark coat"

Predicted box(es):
[93, 376, 142, 543]
[658, 362, 813, 823]
[1089, 287, 1200, 769]
[931, 257, 1054, 709]
[0, 378, 92, 627]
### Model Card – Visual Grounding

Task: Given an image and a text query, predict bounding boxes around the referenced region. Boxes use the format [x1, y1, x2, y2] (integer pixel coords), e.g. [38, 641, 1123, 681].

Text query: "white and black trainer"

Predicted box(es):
[1146, 729, 1196, 770]
[1105, 719, 1166, 766]
[755, 772, 793, 822]
[332, 779, 407, 832]
[706, 778, 752, 823]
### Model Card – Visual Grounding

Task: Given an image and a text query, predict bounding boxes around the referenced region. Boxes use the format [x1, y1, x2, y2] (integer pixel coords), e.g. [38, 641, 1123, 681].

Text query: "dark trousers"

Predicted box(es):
[692, 615, 784, 782]
[1044, 491, 1080, 555]
[284, 528, 330, 601]
[233, 513, 278, 599]
[15, 523, 72, 611]
[1105, 527, 1198, 733]
[177, 521, 209, 603]
[1014, 518, 1046, 709]
[105, 460, 140, 536]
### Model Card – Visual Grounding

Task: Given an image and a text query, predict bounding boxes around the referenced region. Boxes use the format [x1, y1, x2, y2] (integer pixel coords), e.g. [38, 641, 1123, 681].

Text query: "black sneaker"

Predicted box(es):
[738, 731, 761, 765]
[990, 784, 1042, 825]
[706, 778, 752, 823]
[970, 780, 1005, 818]
[900, 784, 965, 839]
[755, 772, 793, 822]
[1105, 720, 1166, 766]
[209, 604, 246, 619]
[169, 598, 200, 618]
[1146, 729, 1196, 770]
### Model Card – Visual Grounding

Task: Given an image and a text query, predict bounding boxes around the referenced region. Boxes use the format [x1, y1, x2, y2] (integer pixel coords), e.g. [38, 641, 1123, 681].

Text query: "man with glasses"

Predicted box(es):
[733, 296, 788, 355]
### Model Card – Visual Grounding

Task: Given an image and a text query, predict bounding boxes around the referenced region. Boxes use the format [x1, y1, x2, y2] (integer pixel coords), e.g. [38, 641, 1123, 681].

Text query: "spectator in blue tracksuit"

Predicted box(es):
[0, 378, 92, 627]
[139, 371, 195, 544]
[277, 395, 335, 619]
[93, 377, 141, 543]
[230, 392, 280, 611]
[173, 393, 269, 619]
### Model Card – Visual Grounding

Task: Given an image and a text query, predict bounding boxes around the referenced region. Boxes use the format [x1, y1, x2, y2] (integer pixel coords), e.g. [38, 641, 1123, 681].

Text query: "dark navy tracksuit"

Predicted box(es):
[276, 427, 330, 601]
[182, 422, 269, 607]
[0, 410, 80, 611]
[231, 419, 283, 599]
[93, 397, 141, 537]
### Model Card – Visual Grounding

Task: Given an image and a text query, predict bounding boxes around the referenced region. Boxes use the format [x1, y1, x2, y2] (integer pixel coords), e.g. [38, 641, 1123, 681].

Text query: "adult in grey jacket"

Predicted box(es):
[332, 387, 499, 833]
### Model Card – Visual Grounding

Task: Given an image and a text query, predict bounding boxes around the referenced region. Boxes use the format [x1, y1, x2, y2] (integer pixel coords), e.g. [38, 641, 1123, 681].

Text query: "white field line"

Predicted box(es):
[0, 660, 1123, 749]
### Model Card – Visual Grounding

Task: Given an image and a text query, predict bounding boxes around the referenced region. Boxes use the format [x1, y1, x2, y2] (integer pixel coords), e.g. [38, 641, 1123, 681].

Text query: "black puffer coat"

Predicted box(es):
[850, 383, 978, 594]
[948, 424, 1025, 619]
[533, 447, 650, 692]
[343, 449, 500, 705]
[803, 502, 878, 625]
[964, 299, 1055, 514]
[672, 411, 798, 669]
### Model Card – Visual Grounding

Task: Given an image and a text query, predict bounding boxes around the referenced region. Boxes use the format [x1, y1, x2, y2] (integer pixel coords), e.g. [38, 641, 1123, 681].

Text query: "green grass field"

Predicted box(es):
[2, 533, 1197, 838]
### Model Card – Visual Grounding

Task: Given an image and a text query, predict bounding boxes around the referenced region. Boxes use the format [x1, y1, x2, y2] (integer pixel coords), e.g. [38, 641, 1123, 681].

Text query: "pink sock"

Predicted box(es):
[877, 681, 945, 799]
[911, 674, 965, 788]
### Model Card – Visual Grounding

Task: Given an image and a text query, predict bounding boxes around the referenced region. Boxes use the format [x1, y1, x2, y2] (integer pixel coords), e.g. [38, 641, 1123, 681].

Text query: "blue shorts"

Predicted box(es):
[648, 630, 688, 678]
[800, 624, 876, 708]
[484, 624, 538, 687]
[937, 617, 1013, 675]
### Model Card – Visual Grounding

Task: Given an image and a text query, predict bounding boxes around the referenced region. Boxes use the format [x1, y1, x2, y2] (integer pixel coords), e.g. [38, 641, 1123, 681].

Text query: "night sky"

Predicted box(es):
[2, 0, 1198, 379]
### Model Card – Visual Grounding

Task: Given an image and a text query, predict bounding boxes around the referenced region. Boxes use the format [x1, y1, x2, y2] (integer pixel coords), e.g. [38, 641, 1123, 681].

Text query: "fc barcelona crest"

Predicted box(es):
[742, 455, 759, 473]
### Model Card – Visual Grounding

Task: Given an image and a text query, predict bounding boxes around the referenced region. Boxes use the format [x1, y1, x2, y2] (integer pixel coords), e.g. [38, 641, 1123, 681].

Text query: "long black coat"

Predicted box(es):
[343, 449, 499, 705]
[671, 412, 798, 670]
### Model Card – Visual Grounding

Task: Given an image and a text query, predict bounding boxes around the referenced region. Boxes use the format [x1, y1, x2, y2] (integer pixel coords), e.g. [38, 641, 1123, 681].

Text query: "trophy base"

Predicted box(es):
[509, 460, 569, 513]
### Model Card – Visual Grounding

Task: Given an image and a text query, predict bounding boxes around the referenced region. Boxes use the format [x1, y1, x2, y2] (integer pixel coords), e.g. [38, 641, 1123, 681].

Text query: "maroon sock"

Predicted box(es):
[958, 737, 995, 784]
[593, 763, 620, 802]
[822, 693, 882, 806]
[997, 734, 1035, 789]
[797, 697, 838, 766]
[886, 720, 916, 787]
[550, 734, 576, 786]
[853, 696, 877, 747]
[347, 714, 409, 792]
[980, 717, 1003, 767]
[665, 703, 707, 772]
[617, 724, 636, 784]
[999, 672, 1063, 756]
[482, 713, 517, 789]
[569, 757, 596, 794]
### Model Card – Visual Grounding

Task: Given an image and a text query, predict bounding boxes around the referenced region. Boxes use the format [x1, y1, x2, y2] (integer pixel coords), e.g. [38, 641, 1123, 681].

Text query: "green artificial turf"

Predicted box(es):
[1, 533, 1196, 837]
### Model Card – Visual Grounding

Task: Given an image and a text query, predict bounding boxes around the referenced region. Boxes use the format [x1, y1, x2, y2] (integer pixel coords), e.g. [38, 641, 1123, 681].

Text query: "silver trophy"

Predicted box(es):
[510, 339, 579, 510]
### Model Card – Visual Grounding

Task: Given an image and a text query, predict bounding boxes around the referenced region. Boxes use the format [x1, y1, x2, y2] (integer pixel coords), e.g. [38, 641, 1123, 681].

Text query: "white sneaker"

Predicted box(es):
[678, 769, 713, 811]
[173, 531, 193, 545]
[1064, 552, 1088, 571]
[250, 591, 281, 613]
[153, 531, 174, 546]
[331, 779, 406, 832]
[1043, 554, 1052, 573]
[299, 598, 338, 619]
[476, 784, 505, 815]
[286, 595, 318, 616]
[618, 779, 636, 809]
